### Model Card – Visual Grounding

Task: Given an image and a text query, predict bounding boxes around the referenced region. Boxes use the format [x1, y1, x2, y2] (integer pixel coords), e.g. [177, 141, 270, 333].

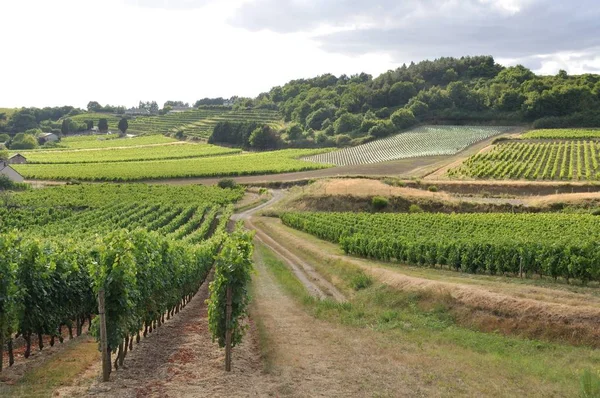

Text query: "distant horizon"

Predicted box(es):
[2, 0, 600, 109]
[0, 57, 591, 110]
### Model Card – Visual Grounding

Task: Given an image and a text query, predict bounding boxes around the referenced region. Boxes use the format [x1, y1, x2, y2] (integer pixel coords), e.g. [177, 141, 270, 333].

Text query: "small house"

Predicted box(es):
[38, 132, 59, 144]
[8, 153, 27, 164]
[223, 99, 234, 106]
[0, 161, 24, 183]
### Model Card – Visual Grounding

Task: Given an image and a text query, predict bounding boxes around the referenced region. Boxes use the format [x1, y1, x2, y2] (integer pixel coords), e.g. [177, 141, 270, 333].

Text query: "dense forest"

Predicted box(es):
[3, 56, 600, 150]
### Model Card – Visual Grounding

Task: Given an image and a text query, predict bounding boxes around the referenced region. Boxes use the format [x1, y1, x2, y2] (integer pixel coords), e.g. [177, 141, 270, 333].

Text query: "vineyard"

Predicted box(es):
[522, 129, 600, 139]
[13, 149, 332, 181]
[67, 109, 283, 139]
[449, 140, 600, 180]
[20, 142, 241, 164]
[0, 183, 248, 373]
[303, 125, 512, 166]
[280, 212, 600, 283]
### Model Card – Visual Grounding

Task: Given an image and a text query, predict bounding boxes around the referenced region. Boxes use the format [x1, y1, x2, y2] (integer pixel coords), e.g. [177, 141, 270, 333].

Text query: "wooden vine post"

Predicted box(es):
[225, 285, 233, 372]
[98, 289, 110, 382]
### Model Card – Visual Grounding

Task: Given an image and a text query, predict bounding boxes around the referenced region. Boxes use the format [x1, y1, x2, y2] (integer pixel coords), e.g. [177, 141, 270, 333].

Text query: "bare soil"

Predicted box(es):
[63, 273, 275, 397]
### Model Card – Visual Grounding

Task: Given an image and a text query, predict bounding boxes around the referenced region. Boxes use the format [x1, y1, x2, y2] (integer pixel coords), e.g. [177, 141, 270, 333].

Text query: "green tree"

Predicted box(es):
[98, 119, 109, 133]
[0, 133, 10, 143]
[10, 133, 38, 150]
[408, 100, 429, 119]
[61, 118, 71, 135]
[390, 109, 416, 130]
[388, 81, 416, 106]
[118, 118, 129, 137]
[333, 113, 362, 134]
[87, 101, 102, 112]
[286, 123, 303, 140]
[249, 126, 280, 150]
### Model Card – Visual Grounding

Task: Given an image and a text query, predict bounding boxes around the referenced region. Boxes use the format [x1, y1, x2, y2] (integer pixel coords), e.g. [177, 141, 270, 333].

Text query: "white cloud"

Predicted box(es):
[0, 0, 599, 108]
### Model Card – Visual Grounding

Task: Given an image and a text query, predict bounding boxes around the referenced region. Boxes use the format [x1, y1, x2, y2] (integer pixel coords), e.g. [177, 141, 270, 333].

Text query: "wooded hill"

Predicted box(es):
[230, 55, 600, 148]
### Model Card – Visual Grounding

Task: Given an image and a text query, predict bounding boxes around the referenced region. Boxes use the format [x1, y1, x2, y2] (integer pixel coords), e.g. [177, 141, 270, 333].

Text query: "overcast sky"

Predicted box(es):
[2, 0, 599, 108]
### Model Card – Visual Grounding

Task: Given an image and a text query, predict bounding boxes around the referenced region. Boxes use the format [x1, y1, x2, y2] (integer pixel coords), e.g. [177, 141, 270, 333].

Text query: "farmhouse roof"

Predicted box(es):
[0, 161, 25, 179]
[39, 132, 55, 137]
[9, 153, 26, 159]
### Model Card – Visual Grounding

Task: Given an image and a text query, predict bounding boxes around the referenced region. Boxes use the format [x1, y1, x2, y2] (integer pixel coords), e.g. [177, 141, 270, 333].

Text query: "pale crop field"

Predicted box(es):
[304, 125, 512, 166]
[22, 142, 241, 164]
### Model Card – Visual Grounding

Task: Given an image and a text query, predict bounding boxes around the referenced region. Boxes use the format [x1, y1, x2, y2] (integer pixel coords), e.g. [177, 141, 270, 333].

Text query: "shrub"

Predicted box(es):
[218, 179, 238, 189]
[390, 108, 417, 130]
[428, 185, 438, 192]
[0, 133, 10, 143]
[350, 273, 373, 291]
[372, 196, 389, 210]
[409, 204, 423, 213]
[335, 134, 352, 147]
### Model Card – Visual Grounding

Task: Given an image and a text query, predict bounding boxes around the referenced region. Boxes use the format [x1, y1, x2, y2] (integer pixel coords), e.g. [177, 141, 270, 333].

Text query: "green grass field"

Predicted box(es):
[522, 129, 600, 139]
[20, 142, 241, 164]
[14, 149, 332, 181]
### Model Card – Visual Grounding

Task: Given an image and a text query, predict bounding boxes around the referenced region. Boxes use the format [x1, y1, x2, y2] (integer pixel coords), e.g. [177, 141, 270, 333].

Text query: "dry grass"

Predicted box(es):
[255, 216, 600, 347]
[0, 336, 99, 398]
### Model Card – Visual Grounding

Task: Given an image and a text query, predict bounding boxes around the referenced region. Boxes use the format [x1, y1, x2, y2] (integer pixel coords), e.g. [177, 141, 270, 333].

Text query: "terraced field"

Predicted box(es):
[304, 125, 512, 166]
[68, 109, 283, 139]
[449, 140, 600, 180]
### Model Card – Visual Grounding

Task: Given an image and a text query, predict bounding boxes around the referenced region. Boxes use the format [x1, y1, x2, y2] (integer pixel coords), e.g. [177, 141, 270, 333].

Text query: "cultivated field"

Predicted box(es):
[281, 211, 600, 282]
[450, 140, 600, 180]
[522, 128, 600, 139]
[14, 149, 332, 181]
[68, 109, 283, 139]
[20, 142, 241, 163]
[304, 125, 512, 166]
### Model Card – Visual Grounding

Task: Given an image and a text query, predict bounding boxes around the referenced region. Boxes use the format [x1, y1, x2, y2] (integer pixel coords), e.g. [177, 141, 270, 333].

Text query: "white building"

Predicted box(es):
[0, 161, 24, 183]
[38, 132, 59, 143]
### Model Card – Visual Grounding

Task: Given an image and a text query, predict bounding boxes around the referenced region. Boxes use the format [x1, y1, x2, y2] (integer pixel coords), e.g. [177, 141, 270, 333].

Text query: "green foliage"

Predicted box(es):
[98, 118, 108, 133]
[428, 185, 438, 192]
[350, 272, 373, 291]
[389, 81, 417, 106]
[10, 133, 38, 150]
[335, 134, 352, 147]
[451, 140, 600, 181]
[334, 113, 362, 134]
[118, 118, 129, 136]
[0, 182, 243, 367]
[0, 133, 10, 143]
[390, 109, 416, 130]
[371, 196, 388, 210]
[208, 225, 255, 348]
[217, 178, 238, 189]
[408, 204, 423, 213]
[281, 212, 600, 283]
[249, 125, 281, 150]
[580, 369, 600, 398]
[13, 149, 332, 181]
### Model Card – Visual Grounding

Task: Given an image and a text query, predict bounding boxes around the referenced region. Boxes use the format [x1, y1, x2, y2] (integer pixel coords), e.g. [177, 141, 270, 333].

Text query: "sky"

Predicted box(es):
[1, 0, 600, 108]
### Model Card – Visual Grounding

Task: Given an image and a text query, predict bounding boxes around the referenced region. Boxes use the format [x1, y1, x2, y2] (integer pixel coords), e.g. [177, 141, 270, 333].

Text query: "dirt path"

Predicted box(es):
[68, 273, 274, 397]
[255, 216, 600, 346]
[233, 190, 346, 302]
[250, 246, 428, 397]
